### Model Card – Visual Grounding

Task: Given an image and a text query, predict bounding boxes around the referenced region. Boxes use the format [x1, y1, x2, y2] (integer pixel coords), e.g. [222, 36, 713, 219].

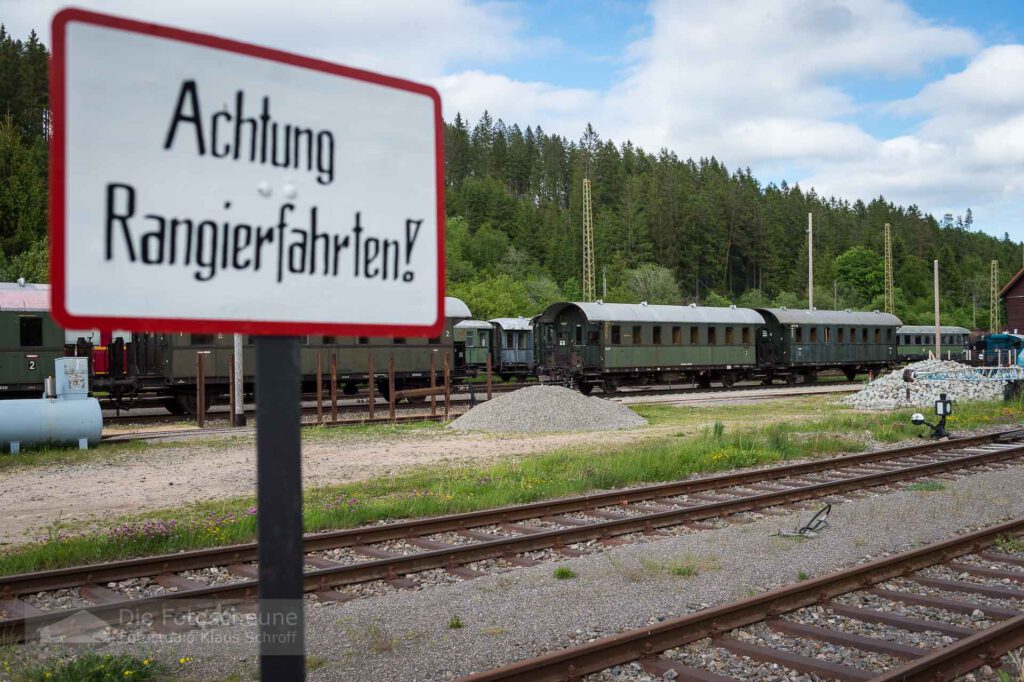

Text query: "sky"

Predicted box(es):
[4, 0, 1023, 240]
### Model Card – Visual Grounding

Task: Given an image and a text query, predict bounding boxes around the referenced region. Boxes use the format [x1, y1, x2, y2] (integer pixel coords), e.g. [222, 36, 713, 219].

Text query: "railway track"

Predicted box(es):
[460, 517, 1024, 682]
[2, 429, 1022, 645]
[100, 380, 862, 435]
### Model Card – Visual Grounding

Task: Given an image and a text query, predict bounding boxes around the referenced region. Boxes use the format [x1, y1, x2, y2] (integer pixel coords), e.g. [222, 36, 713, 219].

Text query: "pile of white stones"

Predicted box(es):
[841, 359, 1006, 410]
[448, 384, 648, 433]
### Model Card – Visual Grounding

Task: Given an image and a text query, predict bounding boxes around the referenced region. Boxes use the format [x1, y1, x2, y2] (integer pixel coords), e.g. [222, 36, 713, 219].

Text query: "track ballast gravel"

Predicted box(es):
[448, 385, 647, 433]
[842, 359, 1006, 410]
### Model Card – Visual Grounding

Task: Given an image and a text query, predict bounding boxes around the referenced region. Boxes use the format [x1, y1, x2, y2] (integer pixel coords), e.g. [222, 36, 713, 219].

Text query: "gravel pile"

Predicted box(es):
[448, 385, 647, 433]
[841, 359, 1006, 410]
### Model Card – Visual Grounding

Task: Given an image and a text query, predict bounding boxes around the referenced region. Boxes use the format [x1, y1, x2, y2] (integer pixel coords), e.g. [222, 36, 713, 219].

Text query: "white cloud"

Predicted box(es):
[1, 0, 532, 80]
[434, 71, 598, 132]
[808, 44, 1024, 227]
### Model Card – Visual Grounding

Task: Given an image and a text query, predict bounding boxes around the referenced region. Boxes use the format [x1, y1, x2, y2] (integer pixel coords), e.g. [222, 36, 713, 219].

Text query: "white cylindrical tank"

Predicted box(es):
[0, 398, 103, 449]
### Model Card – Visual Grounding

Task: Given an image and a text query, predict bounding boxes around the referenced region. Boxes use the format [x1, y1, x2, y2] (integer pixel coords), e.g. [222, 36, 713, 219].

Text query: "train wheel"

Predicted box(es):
[162, 397, 187, 415]
[697, 374, 712, 389]
[172, 393, 210, 417]
[804, 370, 818, 384]
[602, 381, 619, 394]
[843, 368, 858, 382]
[499, 373, 512, 383]
[342, 383, 359, 396]
[785, 373, 800, 385]
[720, 372, 736, 388]
[578, 381, 594, 396]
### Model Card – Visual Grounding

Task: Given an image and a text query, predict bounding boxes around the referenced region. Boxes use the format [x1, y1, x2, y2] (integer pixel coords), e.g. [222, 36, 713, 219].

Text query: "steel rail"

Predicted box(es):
[5, 430, 1017, 596]
[456, 517, 1024, 681]
[2, 440, 1022, 644]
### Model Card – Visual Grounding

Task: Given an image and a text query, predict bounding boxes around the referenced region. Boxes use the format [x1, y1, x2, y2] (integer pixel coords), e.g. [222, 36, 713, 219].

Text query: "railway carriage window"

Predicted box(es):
[480, 333, 488, 347]
[874, 328, 881, 343]
[810, 327, 818, 343]
[507, 332, 514, 347]
[850, 328, 856, 344]
[323, 336, 336, 345]
[395, 337, 406, 345]
[611, 325, 621, 345]
[914, 335, 921, 345]
[632, 326, 642, 344]
[742, 327, 750, 344]
[824, 328, 831, 343]
[429, 336, 441, 344]
[725, 327, 734, 344]
[888, 329, 894, 343]
[690, 326, 698, 345]
[465, 335, 474, 347]
[653, 326, 663, 345]
[358, 337, 369, 345]
[190, 334, 215, 346]
[862, 328, 868, 343]
[575, 325, 583, 345]
[795, 327, 803, 343]
[588, 330, 600, 344]
[19, 316, 42, 347]
[838, 328, 845, 343]
[708, 327, 717, 345]
[673, 326, 682, 344]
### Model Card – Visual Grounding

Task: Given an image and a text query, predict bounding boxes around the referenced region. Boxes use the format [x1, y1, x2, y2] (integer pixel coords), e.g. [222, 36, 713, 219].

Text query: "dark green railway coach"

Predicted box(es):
[755, 308, 902, 382]
[535, 302, 764, 393]
[129, 296, 475, 414]
[896, 325, 970, 361]
[0, 282, 66, 397]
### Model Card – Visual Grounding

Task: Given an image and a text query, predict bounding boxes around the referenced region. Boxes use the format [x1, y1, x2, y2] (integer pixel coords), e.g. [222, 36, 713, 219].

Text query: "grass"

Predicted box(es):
[1, 396, 1021, 576]
[641, 553, 721, 578]
[0, 440, 154, 471]
[553, 566, 577, 580]
[996, 535, 1024, 554]
[13, 653, 161, 681]
[448, 615, 464, 629]
[797, 571, 811, 581]
[907, 481, 946, 492]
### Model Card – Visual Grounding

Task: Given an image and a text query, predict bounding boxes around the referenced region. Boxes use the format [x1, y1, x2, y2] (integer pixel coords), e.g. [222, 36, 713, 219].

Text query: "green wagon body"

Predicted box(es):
[454, 320, 493, 372]
[896, 325, 970, 362]
[129, 296, 474, 412]
[489, 317, 534, 380]
[755, 308, 901, 381]
[0, 283, 66, 397]
[535, 302, 763, 392]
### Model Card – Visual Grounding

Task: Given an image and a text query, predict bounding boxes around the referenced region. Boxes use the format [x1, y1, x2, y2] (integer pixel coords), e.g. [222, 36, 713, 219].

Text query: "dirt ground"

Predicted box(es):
[0, 425, 663, 547]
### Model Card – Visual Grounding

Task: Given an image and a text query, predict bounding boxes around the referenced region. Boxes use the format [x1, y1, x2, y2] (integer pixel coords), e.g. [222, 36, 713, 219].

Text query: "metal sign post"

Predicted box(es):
[255, 336, 303, 679]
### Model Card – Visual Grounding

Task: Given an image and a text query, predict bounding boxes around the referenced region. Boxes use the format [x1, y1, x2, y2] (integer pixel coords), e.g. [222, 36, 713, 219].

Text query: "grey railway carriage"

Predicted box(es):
[489, 317, 534, 381]
[755, 308, 902, 382]
[896, 325, 971, 361]
[129, 296, 474, 414]
[535, 301, 764, 393]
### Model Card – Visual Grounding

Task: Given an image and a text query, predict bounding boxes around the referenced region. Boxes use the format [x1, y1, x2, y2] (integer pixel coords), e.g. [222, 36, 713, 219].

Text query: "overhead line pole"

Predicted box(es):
[807, 213, 814, 309]
[933, 260, 941, 359]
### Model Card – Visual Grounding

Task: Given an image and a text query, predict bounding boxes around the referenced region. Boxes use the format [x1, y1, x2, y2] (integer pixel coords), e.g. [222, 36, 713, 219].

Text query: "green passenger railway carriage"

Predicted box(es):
[896, 325, 971, 361]
[755, 308, 902, 382]
[0, 282, 66, 397]
[535, 301, 764, 393]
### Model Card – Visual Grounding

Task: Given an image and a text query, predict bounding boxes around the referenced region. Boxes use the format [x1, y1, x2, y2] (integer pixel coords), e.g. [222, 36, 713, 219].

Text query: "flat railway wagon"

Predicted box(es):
[756, 308, 902, 383]
[534, 301, 763, 393]
[129, 296, 476, 414]
[896, 325, 971, 361]
[489, 316, 534, 381]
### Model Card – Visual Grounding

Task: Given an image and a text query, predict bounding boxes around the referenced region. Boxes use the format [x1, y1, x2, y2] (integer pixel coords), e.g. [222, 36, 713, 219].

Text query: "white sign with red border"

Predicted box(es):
[50, 9, 445, 337]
